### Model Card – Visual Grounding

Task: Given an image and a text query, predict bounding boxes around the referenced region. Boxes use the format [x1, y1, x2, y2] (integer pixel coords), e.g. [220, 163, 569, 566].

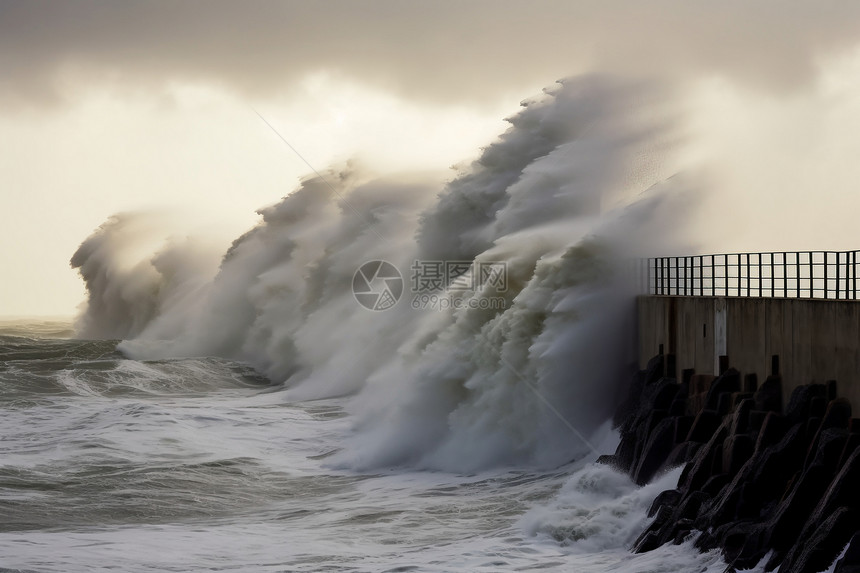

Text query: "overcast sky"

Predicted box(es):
[3, 1, 860, 316]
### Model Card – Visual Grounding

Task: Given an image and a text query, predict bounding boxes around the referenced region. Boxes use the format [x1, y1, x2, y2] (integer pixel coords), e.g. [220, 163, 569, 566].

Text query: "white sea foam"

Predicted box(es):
[71, 76, 693, 473]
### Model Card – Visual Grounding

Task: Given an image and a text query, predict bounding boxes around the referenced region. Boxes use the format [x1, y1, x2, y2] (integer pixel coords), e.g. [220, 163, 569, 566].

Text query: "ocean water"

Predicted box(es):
[0, 320, 738, 573]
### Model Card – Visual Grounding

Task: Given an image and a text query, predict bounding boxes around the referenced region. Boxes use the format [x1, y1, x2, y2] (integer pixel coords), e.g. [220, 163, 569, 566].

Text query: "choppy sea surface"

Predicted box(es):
[0, 320, 739, 572]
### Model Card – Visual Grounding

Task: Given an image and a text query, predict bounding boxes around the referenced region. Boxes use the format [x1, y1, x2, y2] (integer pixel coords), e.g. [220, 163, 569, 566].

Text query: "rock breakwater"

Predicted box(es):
[600, 353, 860, 572]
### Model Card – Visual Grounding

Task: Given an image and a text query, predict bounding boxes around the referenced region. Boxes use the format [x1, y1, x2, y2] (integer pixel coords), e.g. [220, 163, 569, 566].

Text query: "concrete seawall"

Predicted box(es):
[638, 296, 860, 411]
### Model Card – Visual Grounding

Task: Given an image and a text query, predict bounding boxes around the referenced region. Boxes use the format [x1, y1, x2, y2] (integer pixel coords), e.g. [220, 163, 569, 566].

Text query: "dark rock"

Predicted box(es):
[633, 505, 673, 553]
[612, 432, 637, 474]
[717, 392, 734, 416]
[748, 410, 769, 433]
[839, 433, 860, 470]
[622, 407, 670, 475]
[722, 434, 754, 476]
[735, 482, 762, 520]
[632, 417, 676, 485]
[611, 360, 860, 572]
[699, 475, 744, 527]
[729, 399, 754, 436]
[647, 489, 681, 518]
[732, 392, 754, 409]
[755, 412, 788, 452]
[701, 473, 730, 497]
[650, 380, 682, 412]
[811, 396, 828, 419]
[786, 384, 823, 425]
[661, 441, 701, 471]
[644, 354, 665, 386]
[807, 446, 860, 531]
[644, 409, 669, 434]
[804, 428, 848, 474]
[720, 523, 768, 570]
[827, 380, 839, 402]
[688, 374, 716, 413]
[679, 418, 730, 493]
[633, 531, 662, 553]
[706, 368, 742, 410]
[781, 507, 859, 573]
[672, 519, 694, 545]
[686, 409, 722, 443]
[709, 444, 724, 476]
[674, 416, 694, 444]
[764, 463, 832, 553]
[822, 398, 853, 431]
[751, 423, 805, 490]
[619, 374, 677, 434]
[595, 454, 618, 467]
[806, 417, 822, 441]
[702, 423, 806, 533]
[694, 529, 717, 552]
[676, 490, 711, 520]
[743, 373, 758, 394]
[834, 532, 860, 573]
[669, 398, 687, 417]
[754, 375, 783, 413]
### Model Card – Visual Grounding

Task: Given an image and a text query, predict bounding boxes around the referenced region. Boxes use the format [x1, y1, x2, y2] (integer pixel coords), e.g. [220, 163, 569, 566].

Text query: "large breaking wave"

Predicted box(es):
[71, 76, 692, 471]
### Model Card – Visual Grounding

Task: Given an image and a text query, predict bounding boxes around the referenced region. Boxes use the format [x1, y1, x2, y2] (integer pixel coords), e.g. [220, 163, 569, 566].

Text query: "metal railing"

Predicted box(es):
[648, 251, 860, 300]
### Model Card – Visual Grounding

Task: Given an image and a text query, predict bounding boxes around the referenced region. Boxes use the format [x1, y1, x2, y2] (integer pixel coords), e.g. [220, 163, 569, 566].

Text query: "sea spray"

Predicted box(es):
[70, 213, 222, 340]
[71, 75, 693, 471]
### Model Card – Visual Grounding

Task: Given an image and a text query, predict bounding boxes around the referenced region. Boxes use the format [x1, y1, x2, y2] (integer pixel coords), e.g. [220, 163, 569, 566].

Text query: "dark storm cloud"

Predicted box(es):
[3, 0, 860, 106]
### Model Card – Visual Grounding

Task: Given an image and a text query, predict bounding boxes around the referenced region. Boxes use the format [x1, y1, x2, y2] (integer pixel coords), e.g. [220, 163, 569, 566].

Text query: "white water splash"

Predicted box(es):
[71, 76, 693, 471]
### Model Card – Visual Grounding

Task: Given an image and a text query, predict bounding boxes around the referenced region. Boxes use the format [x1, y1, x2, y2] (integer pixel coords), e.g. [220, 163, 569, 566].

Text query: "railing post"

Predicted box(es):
[665, 257, 669, 295]
[711, 255, 716, 296]
[851, 251, 857, 300]
[687, 256, 690, 295]
[773, 252, 777, 297]
[662, 257, 666, 295]
[687, 256, 691, 295]
[699, 255, 703, 296]
[758, 253, 762, 297]
[796, 253, 801, 298]
[674, 256, 679, 296]
[836, 252, 841, 300]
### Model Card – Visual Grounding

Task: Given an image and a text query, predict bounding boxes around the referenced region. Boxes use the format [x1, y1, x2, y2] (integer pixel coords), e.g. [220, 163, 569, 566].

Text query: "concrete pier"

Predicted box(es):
[638, 295, 860, 411]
